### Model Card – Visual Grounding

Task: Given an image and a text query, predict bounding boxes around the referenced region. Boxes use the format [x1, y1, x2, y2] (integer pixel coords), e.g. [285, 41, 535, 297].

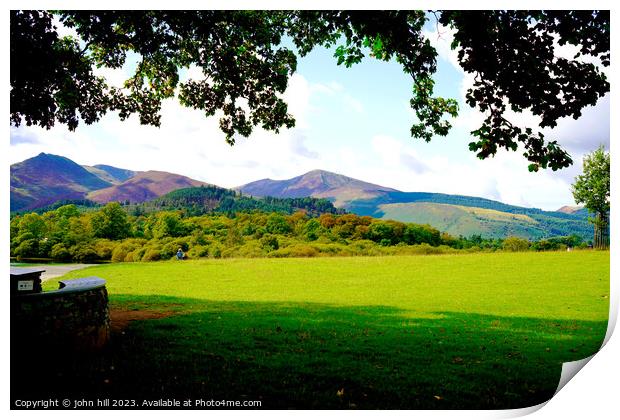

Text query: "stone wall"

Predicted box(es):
[11, 277, 110, 352]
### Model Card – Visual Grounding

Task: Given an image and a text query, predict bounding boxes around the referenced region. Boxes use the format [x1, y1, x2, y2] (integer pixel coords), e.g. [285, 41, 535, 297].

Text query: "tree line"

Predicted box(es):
[10, 202, 592, 263]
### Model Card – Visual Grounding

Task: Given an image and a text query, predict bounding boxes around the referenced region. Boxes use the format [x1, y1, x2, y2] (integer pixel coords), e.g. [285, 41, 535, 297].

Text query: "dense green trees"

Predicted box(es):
[91, 202, 131, 240]
[10, 204, 591, 263]
[11, 11, 609, 170]
[128, 185, 343, 217]
[572, 146, 610, 249]
[148, 211, 189, 239]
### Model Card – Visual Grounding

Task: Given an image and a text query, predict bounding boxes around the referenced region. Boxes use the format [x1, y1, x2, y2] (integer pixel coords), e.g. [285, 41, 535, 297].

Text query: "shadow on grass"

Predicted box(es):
[12, 295, 607, 409]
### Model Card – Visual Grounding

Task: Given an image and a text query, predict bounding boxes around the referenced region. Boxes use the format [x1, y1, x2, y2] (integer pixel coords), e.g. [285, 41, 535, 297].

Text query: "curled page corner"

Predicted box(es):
[503, 355, 599, 419]
[496, 400, 549, 418]
[554, 355, 595, 396]
[601, 299, 618, 349]
[500, 272, 616, 418]
[552, 284, 619, 395]
[512, 311, 616, 416]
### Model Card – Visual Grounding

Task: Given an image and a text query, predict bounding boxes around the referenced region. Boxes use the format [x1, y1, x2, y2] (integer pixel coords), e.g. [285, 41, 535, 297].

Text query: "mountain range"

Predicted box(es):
[11, 153, 112, 211]
[11, 153, 209, 211]
[10, 153, 592, 240]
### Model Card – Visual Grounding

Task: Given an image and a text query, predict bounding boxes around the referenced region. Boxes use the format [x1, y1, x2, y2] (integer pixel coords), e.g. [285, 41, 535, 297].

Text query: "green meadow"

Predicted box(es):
[35, 251, 609, 409]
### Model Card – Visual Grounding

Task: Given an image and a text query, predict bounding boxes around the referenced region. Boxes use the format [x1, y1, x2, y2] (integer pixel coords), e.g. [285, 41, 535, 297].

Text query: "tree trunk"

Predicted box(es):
[593, 212, 609, 249]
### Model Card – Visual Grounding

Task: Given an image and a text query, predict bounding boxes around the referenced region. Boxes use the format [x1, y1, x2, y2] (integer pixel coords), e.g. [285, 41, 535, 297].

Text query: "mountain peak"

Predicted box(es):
[303, 169, 335, 176]
[32, 152, 68, 161]
[556, 205, 587, 216]
[295, 169, 360, 190]
[238, 169, 397, 206]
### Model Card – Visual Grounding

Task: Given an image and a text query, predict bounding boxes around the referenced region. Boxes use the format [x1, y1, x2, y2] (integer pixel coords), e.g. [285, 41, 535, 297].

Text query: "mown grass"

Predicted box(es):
[22, 251, 609, 409]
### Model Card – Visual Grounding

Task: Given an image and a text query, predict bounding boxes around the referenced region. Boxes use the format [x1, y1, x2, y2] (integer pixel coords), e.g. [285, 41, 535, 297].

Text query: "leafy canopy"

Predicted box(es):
[91, 202, 131, 240]
[10, 10, 609, 171]
[572, 146, 610, 216]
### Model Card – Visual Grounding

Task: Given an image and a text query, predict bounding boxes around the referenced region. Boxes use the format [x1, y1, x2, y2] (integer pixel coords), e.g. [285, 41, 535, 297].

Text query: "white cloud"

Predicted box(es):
[545, 95, 610, 155]
[289, 130, 319, 159]
[342, 94, 365, 114]
[93, 66, 131, 89]
[310, 81, 343, 95]
[283, 73, 312, 130]
[361, 132, 576, 210]
[423, 24, 460, 70]
[424, 22, 609, 152]
[181, 65, 207, 82]
[309, 80, 364, 114]
[9, 73, 329, 190]
[52, 16, 79, 39]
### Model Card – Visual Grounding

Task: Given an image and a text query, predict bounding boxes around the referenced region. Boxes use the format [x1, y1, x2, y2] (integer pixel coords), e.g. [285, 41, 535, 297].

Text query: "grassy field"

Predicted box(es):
[23, 251, 609, 409]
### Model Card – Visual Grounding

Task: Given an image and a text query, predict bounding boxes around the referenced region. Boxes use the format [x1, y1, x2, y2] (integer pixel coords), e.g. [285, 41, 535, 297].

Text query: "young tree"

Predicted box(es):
[572, 146, 610, 249]
[10, 10, 609, 171]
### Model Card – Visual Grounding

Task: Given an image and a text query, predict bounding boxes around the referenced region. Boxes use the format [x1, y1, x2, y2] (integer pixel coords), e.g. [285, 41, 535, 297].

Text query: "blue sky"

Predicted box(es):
[9, 14, 610, 211]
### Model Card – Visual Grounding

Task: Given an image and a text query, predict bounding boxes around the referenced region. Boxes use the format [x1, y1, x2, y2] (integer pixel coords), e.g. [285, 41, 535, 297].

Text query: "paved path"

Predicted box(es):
[10, 264, 95, 281]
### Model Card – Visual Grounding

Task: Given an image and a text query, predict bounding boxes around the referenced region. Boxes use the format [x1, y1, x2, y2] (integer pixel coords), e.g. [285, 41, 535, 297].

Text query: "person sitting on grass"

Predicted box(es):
[176, 248, 185, 260]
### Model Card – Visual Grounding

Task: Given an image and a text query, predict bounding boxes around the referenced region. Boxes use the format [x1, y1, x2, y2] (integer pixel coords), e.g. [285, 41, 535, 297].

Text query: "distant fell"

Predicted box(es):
[87, 170, 210, 204]
[11, 153, 213, 212]
[238, 169, 396, 207]
[10, 153, 112, 211]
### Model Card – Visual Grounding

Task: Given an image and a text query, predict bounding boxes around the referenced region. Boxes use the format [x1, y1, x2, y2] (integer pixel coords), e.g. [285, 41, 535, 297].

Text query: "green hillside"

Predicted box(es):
[377, 202, 592, 240]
